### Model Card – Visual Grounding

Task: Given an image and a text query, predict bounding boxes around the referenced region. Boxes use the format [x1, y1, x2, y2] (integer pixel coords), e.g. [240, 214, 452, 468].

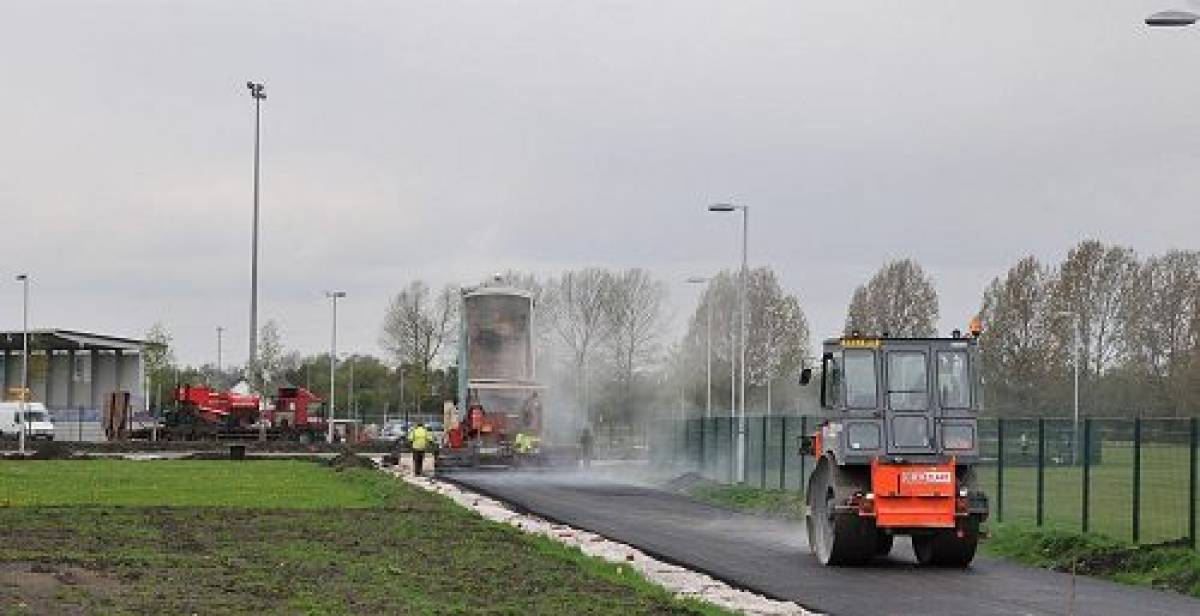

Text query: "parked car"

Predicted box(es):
[0, 402, 56, 441]
[378, 421, 409, 442]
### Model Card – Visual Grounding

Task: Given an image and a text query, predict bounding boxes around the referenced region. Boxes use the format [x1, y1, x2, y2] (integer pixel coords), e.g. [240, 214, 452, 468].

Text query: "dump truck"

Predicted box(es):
[438, 283, 547, 470]
[800, 329, 989, 566]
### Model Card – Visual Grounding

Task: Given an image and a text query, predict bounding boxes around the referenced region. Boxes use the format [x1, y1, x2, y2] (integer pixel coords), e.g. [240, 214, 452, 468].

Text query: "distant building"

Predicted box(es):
[0, 329, 151, 415]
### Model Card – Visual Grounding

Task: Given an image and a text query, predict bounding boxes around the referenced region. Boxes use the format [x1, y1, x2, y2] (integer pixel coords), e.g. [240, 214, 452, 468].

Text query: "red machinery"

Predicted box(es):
[161, 384, 327, 442]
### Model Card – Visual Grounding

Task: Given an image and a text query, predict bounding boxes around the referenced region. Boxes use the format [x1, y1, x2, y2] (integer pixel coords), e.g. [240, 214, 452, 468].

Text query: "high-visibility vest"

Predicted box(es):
[409, 426, 430, 451]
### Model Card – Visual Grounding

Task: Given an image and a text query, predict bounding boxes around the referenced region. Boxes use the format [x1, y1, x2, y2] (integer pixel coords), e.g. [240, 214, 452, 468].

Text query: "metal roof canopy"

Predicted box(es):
[0, 329, 155, 353]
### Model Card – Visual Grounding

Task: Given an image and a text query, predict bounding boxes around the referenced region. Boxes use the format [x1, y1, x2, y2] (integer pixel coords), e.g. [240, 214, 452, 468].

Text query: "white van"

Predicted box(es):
[0, 402, 55, 441]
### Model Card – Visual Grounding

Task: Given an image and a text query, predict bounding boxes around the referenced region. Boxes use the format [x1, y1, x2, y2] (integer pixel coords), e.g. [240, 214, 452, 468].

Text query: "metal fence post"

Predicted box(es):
[1133, 418, 1142, 544]
[996, 418, 1005, 523]
[1037, 418, 1045, 527]
[779, 416, 787, 490]
[799, 416, 808, 493]
[761, 417, 768, 489]
[1188, 417, 1197, 550]
[1082, 418, 1092, 534]
[77, 406, 83, 442]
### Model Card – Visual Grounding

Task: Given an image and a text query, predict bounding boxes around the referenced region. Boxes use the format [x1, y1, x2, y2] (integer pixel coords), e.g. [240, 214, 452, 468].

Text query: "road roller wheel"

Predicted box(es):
[806, 457, 875, 565]
[913, 516, 980, 567]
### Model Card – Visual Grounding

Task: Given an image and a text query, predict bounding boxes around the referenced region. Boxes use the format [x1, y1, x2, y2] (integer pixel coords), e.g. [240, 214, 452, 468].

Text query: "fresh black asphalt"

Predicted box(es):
[449, 470, 1200, 616]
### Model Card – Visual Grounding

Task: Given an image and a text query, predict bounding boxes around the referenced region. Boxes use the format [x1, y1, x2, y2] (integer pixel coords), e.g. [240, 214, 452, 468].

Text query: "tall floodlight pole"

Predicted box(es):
[686, 277, 713, 419]
[708, 203, 749, 483]
[326, 291, 346, 442]
[246, 81, 266, 388]
[216, 326, 225, 382]
[15, 274, 29, 455]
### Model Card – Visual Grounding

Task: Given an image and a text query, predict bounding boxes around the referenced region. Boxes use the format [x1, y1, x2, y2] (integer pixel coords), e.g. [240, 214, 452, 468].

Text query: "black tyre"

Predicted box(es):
[875, 531, 894, 557]
[806, 457, 875, 565]
[912, 516, 980, 567]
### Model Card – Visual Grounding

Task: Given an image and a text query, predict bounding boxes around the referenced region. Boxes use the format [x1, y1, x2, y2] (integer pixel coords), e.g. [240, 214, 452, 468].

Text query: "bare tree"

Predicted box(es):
[541, 269, 615, 419]
[255, 319, 286, 393]
[1119, 250, 1200, 415]
[845, 259, 939, 337]
[745, 268, 811, 412]
[1048, 240, 1138, 378]
[379, 281, 459, 373]
[603, 268, 667, 423]
[978, 256, 1059, 414]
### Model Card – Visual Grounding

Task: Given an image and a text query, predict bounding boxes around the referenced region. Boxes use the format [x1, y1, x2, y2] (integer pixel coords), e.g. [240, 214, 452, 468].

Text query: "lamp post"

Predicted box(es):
[326, 291, 346, 443]
[15, 274, 29, 455]
[246, 81, 266, 388]
[1057, 310, 1082, 464]
[708, 203, 749, 483]
[686, 277, 713, 419]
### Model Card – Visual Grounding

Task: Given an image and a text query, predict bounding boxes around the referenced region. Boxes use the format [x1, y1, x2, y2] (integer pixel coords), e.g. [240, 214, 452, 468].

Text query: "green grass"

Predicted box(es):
[983, 524, 1200, 597]
[976, 443, 1197, 544]
[0, 460, 387, 508]
[0, 460, 730, 615]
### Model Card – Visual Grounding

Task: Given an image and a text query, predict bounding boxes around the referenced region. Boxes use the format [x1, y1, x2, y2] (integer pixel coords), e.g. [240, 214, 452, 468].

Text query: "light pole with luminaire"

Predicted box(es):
[246, 81, 266, 388]
[326, 291, 346, 443]
[1146, 9, 1199, 27]
[708, 203, 748, 483]
[685, 277, 714, 419]
[15, 274, 29, 455]
[1057, 310, 1082, 464]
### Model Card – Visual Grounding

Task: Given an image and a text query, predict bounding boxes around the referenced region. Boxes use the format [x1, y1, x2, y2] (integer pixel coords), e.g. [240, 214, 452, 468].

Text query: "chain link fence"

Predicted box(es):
[655, 415, 1199, 549]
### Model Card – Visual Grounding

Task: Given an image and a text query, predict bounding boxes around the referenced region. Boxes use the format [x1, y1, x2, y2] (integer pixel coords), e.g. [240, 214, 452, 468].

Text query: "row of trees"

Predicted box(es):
[980, 241, 1200, 417]
[143, 238, 1200, 427]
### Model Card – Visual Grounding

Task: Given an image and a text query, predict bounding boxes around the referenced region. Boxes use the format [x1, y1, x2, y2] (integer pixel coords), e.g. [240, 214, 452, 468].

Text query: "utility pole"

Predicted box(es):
[16, 274, 29, 455]
[246, 81, 266, 388]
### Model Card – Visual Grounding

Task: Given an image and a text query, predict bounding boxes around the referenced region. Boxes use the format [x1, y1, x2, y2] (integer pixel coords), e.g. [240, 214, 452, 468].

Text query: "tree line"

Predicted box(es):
[142, 238, 1200, 427]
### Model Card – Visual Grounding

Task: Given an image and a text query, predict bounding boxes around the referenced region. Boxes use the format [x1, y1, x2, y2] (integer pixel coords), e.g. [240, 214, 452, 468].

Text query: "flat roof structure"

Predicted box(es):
[0, 328, 153, 412]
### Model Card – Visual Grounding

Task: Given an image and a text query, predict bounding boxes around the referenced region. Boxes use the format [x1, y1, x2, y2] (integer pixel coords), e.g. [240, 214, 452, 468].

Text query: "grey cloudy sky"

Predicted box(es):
[3, 1, 1199, 366]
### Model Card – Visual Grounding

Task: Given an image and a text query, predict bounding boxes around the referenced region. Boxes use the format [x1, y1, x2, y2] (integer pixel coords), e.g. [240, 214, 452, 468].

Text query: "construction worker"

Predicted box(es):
[408, 421, 431, 476]
[579, 426, 593, 468]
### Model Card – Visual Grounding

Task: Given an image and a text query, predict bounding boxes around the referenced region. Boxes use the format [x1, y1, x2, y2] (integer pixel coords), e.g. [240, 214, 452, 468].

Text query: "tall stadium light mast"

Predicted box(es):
[246, 81, 266, 388]
[325, 291, 346, 443]
[707, 203, 748, 484]
[686, 276, 713, 419]
[15, 274, 29, 455]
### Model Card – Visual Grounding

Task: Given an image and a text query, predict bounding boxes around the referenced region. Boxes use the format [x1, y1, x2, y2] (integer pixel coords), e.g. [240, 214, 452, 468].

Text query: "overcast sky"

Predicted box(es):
[3, 1, 1200, 366]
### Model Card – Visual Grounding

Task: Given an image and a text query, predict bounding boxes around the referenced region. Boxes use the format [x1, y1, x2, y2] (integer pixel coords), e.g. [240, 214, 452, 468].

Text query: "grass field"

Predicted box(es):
[975, 443, 1197, 544]
[0, 459, 728, 615]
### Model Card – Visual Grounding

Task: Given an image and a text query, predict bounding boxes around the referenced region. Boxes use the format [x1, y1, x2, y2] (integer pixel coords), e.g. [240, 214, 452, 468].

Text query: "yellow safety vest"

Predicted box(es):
[409, 426, 430, 451]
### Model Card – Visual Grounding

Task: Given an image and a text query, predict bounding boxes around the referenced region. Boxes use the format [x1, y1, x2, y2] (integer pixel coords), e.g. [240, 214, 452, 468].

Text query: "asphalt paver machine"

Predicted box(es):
[801, 330, 989, 566]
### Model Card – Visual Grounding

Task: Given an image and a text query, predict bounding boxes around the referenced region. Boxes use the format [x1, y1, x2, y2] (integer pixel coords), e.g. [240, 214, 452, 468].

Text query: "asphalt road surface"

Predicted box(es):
[449, 470, 1199, 616]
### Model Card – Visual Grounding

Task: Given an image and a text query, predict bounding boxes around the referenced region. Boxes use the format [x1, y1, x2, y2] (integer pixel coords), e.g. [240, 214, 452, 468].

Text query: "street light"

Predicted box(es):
[1057, 310, 1082, 464]
[685, 277, 713, 419]
[326, 290, 346, 443]
[246, 81, 266, 389]
[708, 202, 749, 483]
[15, 274, 28, 455]
[216, 326, 224, 386]
[1146, 10, 1199, 26]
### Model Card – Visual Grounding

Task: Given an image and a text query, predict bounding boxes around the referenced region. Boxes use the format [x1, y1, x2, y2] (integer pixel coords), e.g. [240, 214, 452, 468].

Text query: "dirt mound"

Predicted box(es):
[326, 451, 377, 472]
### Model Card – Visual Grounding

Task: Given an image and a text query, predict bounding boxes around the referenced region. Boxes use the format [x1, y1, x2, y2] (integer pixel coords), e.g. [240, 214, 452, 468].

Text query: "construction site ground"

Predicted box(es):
[0, 458, 725, 615]
[449, 468, 1200, 616]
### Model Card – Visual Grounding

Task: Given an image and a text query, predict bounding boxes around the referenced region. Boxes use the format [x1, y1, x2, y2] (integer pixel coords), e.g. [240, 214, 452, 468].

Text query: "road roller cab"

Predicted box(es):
[801, 331, 989, 566]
